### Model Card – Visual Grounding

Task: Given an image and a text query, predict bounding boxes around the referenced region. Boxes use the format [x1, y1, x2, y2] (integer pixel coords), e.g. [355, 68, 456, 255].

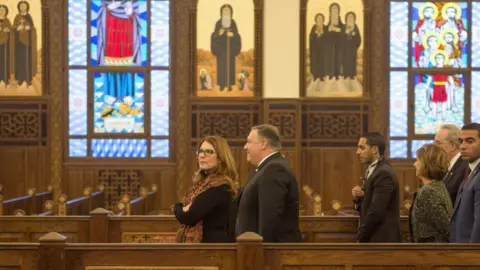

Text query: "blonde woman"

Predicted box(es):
[174, 136, 238, 243]
[410, 144, 452, 242]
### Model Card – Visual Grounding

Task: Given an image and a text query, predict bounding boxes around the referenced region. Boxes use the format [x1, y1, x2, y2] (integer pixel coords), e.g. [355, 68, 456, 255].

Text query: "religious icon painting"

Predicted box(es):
[0, 0, 42, 96]
[414, 73, 465, 135]
[195, 0, 257, 97]
[93, 72, 145, 133]
[91, 0, 148, 66]
[411, 2, 468, 68]
[304, 0, 364, 97]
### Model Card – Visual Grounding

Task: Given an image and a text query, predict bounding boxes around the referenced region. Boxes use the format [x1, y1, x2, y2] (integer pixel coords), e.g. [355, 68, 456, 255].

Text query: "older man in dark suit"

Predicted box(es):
[435, 124, 468, 205]
[235, 124, 302, 243]
[352, 132, 402, 243]
[450, 123, 480, 243]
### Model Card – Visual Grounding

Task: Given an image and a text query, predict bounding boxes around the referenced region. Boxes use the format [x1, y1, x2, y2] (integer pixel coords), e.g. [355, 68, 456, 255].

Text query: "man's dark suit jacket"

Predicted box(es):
[450, 163, 480, 243]
[354, 158, 402, 243]
[234, 152, 302, 243]
[443, 156, 469, 206]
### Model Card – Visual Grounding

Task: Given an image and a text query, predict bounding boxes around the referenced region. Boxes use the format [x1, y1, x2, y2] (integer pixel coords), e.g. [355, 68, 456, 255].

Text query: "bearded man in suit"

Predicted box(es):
[352, 132, 402, 242]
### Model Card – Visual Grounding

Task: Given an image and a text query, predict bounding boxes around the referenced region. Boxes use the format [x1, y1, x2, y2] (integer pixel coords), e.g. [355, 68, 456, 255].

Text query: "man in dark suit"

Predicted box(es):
[450, 123, 480, 243]
[352, 132, 402, 243]
[235, 124, 302, 242]
[434, 124, 468, 205]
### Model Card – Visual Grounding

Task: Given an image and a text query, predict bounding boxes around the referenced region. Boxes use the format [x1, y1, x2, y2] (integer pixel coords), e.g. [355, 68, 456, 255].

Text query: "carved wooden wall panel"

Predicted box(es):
[64, 166, 176, 212]
[0, 101, 49, 199]
[302, 100, 370, 147]
[0, 103, 47, 146]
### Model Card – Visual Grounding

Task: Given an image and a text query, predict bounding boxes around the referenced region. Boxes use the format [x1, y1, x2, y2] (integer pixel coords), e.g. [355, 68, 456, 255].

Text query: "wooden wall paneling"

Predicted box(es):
[0, 101, 49, 199]
[391, 161, 418, 214]
[263, 99, 302, 187]
[370, 0, 388, 133]
[321, 149, 362, 212]
[189, 99, 261, 185]
[63, 166, 176, 213]
[0, 149, 26, 199]
[301, 100, 369, 213]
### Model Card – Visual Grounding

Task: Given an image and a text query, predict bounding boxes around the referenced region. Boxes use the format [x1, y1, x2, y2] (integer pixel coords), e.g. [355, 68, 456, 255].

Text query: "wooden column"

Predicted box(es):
[38, 232, 67, 270]
[236, 232, 264, 270]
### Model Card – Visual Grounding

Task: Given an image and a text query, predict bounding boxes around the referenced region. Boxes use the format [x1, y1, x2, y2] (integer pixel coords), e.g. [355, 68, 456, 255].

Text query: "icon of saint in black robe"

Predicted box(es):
[211, 4, 242, 91]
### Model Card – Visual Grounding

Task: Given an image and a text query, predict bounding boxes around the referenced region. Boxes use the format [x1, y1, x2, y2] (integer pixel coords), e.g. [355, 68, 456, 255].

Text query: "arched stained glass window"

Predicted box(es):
[67, 0, 171, 159]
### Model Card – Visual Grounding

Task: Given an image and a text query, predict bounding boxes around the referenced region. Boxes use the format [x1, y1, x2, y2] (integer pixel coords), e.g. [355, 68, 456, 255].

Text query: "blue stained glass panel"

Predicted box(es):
[414, 74, 464, 134]
[92, 139, 147, 157]
[411, 140, 432, 158]
[90, 0, 148, 66]
[411, 2, 468, 68]
[389, 140, 408, 159]
[151, 0, 170, 67]
[93, 72, 145, 133]
[390, 2, 409, 68]
[151, 139, 169, 158]
[151, 71, 169, 136]
[473, 3, 480, 67]
[68, 0, 87, 66]
[69, 139, 87, 157]
[69, 70, 88, 135]
[389, 72, 408, 137]
[472, 72, 480, 122]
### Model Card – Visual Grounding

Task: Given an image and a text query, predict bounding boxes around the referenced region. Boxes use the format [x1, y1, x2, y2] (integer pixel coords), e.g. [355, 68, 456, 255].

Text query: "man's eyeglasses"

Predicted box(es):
[434, 140, 452, 145]
[196, 149, 215, 157]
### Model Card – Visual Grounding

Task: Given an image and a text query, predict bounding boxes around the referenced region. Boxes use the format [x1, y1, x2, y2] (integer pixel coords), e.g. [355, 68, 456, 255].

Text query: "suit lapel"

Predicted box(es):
[364, 159, 384, 191]
[444, 158, 462, 186]
[453, 165, 480, 214]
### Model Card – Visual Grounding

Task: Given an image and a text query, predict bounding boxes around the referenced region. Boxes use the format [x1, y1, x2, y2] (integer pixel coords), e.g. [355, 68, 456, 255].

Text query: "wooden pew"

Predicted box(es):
[0, 212, 410, 243]
[57, 185, 105, 216]
[2, 232, 480, 270]
[115, 185, 158, 216]
[0, 185, 53, 216]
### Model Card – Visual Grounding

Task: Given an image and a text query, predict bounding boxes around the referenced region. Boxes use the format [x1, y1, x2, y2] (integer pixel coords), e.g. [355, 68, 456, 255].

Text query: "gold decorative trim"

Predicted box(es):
[47, 0, 64, 202]
[122, 232, 177, 243]
[174, 0, 191, 200]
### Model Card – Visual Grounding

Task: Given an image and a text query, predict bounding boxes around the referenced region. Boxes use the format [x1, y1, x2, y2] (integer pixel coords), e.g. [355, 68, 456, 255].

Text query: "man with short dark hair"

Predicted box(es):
[234, 124, 302, 242]
[450, 123, 480, 243]
[352, 132, 402, 242]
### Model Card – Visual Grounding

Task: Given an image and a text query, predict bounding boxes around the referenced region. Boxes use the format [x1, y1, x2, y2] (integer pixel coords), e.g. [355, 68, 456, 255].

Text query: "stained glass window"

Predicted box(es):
[389, 1, 475, 159]
[67, 0, 171, 159]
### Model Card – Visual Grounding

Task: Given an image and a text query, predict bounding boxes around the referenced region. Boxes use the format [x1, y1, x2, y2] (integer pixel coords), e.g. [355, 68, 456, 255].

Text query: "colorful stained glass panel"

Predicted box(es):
[389, 71, 408, 137]
[68, 0, 88, 66]
[472, 2, 480, 67]
[414, 73, 465, 134]
[69, 139, 88, 157]
[389, 140, 408, 159]
[69, 70, 88, 135]
[91, 139, 147, 158]
[151, 139, 169, 158]
[151, 71, 169, 136]
[151, 0, 170, 67]
[411, 2, 468, 68]
[93, 72, 145, 133]
[90, 0, 148, 66]
[390, 2, 409, 68]
[472, 72, 480, 122]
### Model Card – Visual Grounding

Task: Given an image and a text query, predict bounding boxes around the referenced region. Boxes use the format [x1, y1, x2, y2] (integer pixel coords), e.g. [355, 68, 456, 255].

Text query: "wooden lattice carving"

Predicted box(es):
[97, 170, 141, 210]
